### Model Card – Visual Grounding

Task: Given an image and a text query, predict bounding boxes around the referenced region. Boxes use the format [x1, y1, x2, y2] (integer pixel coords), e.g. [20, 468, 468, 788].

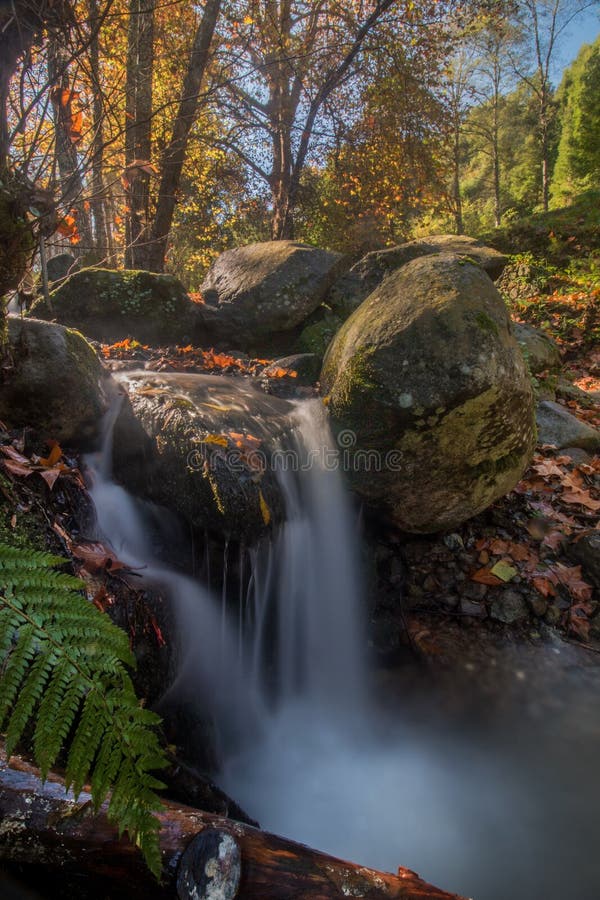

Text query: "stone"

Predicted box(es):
[567, 533, 600, 589]
[0, 316, 110, 447]
[490, 589, 529, 624]
[112, 371, 292, 543]
[460, 597, 487, 617]
[328, 234, 508, 316]
[536, 400, 600, 451]
[513, 322, 561, 375]
[197, 241, 345, 351]
[46, 252, 79, 285]
[321, 254, 536, 533]
[556, 376, 597, 409]
[262, 353, 321, 386]
[30, 268, 199, 345]
[296, 308, 344, 360]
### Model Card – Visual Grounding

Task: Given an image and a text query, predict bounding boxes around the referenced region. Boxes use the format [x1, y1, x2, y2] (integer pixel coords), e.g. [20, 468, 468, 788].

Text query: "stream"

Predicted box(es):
[85, 374, 600, 900]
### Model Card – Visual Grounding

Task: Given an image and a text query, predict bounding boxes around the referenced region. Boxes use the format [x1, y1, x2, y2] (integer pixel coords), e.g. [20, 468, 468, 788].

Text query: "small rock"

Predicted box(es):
[490, 589, 529, 624]
[544, 604, 561, 626]
[460, 597, 486, 617]
[443, 533, 464, 551]
[513, 322, 561, 376]
[560, 447, 592, 465]
[177, 829, 241, 900]
[556, 376, 597, 409]
[536, 400, 600, 452]
[528, 594, 548, 617]
[567, 533, 600, 588]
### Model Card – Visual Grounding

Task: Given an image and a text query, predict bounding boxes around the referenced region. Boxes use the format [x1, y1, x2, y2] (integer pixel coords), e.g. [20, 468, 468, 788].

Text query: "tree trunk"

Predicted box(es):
[144, 0, 221, 273]
[452, 124, 463, 235]
[47, 35, 93, 254]
[124, 0, 155, 270]
[89, 0, 110, 263]
[493, 97, 501, 228]
[0, 749, 466, 900]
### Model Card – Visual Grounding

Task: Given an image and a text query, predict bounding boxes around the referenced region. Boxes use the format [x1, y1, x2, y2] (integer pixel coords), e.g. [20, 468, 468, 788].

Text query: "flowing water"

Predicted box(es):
[86, 375, 600, 900]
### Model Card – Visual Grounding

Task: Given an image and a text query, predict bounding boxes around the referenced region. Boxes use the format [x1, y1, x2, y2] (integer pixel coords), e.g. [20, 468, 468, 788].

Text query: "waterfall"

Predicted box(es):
[85, 382, 366, 754]
[83, 375, 600, 900]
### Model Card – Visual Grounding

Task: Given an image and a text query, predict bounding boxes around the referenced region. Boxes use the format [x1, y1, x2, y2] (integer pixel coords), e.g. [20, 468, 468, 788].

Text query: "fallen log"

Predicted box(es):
[0, 751, 467, 900]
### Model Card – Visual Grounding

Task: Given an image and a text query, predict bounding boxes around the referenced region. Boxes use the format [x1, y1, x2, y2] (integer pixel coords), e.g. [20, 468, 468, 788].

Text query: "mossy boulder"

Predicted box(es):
[0, 317, 111, 446]
[296, 308, 343, 360]
[30, 268, 199, 345]
[328, 234, 508, 317]
[112, 372, 292, 542]
[197, 241, 346, 352]
[321, 254, 536, 533]
[513, 322, 562, 376]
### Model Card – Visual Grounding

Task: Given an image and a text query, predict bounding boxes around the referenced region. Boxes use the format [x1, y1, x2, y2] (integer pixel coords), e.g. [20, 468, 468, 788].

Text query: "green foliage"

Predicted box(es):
[0, 543, 167, 877]
[552, 37, 600, 204]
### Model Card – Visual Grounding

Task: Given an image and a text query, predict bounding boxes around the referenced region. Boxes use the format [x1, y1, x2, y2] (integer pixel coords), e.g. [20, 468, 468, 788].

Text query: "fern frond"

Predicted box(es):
[0, 543, 168, 878]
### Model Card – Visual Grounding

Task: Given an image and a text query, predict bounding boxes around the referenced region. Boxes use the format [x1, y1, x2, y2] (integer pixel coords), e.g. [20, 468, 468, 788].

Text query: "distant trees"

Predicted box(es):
[552, 35, 600, 202]
[1, 0, 599, 299]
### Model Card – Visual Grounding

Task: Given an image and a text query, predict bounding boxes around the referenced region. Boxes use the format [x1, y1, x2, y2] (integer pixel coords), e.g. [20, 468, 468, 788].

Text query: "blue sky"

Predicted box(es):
[553, 5, 600, 80]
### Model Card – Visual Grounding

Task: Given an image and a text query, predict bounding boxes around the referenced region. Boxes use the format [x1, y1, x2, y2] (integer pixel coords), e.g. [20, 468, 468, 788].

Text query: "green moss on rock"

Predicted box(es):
[321, 253, 536, 533]
[30, 268, 199, 345]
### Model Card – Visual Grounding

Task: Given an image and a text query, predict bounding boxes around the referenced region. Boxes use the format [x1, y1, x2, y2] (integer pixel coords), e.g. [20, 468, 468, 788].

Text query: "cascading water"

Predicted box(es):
[86, 375, 600, 900]
[85, 383, 366, 751]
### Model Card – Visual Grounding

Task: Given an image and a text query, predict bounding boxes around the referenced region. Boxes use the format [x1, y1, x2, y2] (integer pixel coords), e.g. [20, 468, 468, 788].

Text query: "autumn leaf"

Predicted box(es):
[533, 459, 565, 478]
[39, 442, 63, 467]
[258, 489, 271, 526]
[532, 576, 557, 598]
[561, 488, 600, 512]
[202, 434, 228, 448]
[471, 567, 503, 586]
[71, 541, 128, 574]
[490, 561, 518, 583]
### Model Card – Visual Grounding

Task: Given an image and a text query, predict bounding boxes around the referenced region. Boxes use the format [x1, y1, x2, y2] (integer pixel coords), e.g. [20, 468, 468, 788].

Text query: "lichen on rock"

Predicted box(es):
[321, 253, 536, 533]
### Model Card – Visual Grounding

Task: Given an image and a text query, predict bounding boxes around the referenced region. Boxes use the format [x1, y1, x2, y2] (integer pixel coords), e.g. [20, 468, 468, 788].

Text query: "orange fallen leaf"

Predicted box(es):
[532, 576, 557, 598]
[471, 567, 503, 586]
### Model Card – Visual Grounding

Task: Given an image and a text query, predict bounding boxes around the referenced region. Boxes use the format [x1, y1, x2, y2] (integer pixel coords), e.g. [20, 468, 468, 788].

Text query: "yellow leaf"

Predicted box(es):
[203, 434, 228, 447]
[259, 490, 271, 526]
[490, 561, 518, 583]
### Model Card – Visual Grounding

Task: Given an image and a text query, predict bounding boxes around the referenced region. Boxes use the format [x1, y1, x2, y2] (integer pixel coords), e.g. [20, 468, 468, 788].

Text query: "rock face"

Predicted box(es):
[46, 252, 79, 286]
[0, 317, 110, 446]
[513, 322, 561, 375]
[328, 234, 508, 316]
[113, 372, 292, 542]
[321, 254, 536, 533]
[536, 400, 600, 451]
[198, 241, 344, 351]
[30, 268, 199, 345]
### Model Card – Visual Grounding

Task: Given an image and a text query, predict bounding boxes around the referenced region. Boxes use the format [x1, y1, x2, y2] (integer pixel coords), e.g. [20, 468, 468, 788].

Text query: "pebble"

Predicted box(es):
[490, 589, 529, 624]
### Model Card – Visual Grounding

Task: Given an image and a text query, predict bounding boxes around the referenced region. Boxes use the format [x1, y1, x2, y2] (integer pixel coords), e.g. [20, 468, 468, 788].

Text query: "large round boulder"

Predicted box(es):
[321, 254, 536, 533]
[0, 317, 111, 446]
[328, 234, 508, 317]
[197, 241, 345, 352]
[30, 268, 200, 345]
[112, 372, 292, 542]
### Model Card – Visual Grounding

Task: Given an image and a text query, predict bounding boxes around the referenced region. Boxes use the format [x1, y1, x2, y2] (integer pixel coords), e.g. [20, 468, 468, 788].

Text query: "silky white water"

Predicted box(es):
[86, 378, 600, 900]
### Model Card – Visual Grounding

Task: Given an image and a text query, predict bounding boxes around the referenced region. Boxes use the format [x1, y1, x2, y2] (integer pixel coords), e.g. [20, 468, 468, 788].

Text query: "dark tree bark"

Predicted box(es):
[125, 0, 156, 269]
[89, 0, 111, 263]
[0, 749, 466, 900]
[144, 0, 222, 273]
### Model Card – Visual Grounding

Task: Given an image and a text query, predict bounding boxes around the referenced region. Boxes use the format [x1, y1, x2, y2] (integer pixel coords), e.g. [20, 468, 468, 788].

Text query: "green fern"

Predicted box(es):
[0, 543, 168, 877]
